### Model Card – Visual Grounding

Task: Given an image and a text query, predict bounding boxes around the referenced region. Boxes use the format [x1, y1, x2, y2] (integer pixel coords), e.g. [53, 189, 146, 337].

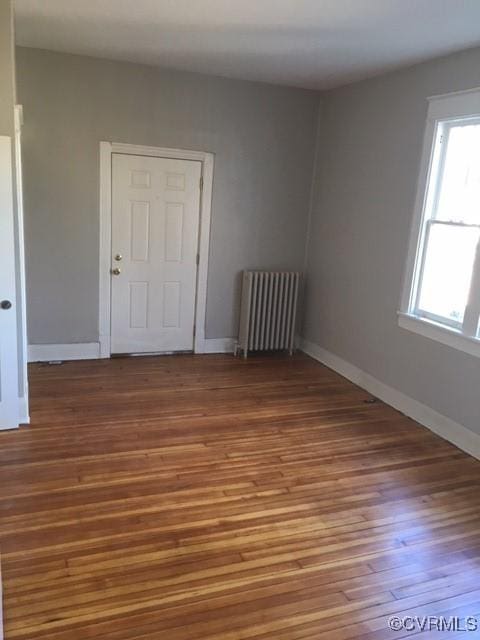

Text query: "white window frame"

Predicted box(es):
[399, 86, 480, 359]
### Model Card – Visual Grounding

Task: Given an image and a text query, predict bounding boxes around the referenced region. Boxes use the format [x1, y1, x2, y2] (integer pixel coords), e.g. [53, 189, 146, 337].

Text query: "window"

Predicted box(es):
[400, 88, 480, 357]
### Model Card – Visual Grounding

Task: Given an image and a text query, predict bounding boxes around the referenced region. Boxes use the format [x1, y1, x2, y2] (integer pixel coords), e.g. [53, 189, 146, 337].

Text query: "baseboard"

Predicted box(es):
[203, 336, 303, 355]
[99, 335, 110, 359]
[28, 339, 235, 361]
[0, 552, 3, 640]
[203, 338, 235, 354]
[28, 342, 101, 363]
[301, 337, 480, 461]
[18, 395, 30, 425]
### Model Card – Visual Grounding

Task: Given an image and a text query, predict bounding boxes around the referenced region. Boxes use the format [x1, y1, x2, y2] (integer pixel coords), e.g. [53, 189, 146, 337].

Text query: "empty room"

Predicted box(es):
[2, 0, 480, 638]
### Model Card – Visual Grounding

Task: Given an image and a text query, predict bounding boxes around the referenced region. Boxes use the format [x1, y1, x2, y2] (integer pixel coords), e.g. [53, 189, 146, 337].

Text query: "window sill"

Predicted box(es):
[398, 312, 480, 359]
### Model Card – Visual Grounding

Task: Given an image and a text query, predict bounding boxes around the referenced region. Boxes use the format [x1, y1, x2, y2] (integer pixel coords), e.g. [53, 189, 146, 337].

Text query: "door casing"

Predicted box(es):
[0, 136, 19, 429]
[99, 142, 214, 357]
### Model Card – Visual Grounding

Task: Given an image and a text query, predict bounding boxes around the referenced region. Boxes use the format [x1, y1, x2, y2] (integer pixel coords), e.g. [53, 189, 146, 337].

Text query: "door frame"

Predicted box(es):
[99, 141, 214, 357]
[15, 105, 29, 424]
[0, 135, 19, 429]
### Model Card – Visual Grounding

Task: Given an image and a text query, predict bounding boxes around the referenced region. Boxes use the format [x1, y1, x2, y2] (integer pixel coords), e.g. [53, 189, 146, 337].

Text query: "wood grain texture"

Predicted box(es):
[1, 353, 480, 639]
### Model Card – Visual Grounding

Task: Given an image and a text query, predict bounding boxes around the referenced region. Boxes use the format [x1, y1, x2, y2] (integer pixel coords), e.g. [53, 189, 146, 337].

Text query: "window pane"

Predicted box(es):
[435, 123, 480, 224]
[417, 223, 479, 324]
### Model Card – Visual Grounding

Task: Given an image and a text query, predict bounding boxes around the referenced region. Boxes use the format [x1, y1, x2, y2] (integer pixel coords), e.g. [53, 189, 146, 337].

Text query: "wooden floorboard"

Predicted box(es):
[1, 352, 480, 638]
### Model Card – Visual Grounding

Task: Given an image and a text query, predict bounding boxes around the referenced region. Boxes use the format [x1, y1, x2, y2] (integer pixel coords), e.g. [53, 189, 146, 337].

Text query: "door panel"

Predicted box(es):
[111, 154, 202, 354]
[0, 136, 19, 429]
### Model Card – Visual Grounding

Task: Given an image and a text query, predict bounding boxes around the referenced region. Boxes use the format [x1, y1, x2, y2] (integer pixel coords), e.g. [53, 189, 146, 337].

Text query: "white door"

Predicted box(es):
[111, 153, 202, 354]
[0, 136, 19, 429]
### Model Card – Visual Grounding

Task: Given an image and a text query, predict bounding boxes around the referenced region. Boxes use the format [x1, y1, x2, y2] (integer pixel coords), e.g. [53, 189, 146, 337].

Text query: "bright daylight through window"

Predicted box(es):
[401, 89, 480, 355]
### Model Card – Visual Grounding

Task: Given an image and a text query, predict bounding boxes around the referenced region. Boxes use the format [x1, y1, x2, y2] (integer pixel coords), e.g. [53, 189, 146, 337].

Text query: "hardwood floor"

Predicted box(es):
[1, 353, 480, 639]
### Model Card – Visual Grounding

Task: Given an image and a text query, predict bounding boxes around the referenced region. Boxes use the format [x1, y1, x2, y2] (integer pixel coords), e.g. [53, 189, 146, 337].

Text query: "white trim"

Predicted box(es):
[99, 142, 214, 357]
[428, 84, 480, 102]
[0, 551, 3, 640]
[427, 86, 480, 120]
[399, 114, 438, 313]
[14, 105, 29, 424]
[398, 312, 480, 359]
[28, 339, 236, 361]
[109, 143, 213, 163]
[28, 343, 101, 362]
[301, 338, 480, 461]
[18, 395, 30, 425]
[203, 338, 235, 354]
[0, 136, 19, 431]
[99, 142, 112, 358]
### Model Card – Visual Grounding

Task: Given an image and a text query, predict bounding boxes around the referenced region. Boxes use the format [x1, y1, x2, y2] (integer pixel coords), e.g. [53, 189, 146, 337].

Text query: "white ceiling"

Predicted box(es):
[13, 0, 480, 90]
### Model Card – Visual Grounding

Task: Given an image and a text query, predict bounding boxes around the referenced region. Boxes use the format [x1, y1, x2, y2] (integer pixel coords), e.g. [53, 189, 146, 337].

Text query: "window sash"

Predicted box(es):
[430, 118, 480, 226]
[413, 219, 480, 335]
[463, 236, 480, 336]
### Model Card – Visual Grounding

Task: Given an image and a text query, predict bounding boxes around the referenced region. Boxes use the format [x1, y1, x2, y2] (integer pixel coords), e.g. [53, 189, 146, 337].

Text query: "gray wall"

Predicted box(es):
[0, 0, 15, 137]
[304, 47, 480, 434]
[16, 47, 319, 344]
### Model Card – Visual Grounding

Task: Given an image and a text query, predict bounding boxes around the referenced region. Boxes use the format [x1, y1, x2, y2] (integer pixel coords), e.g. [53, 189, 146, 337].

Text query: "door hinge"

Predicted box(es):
[196, 253, 200, 265]
[193, 326, 196, 338]
[200, 176, 204, 190]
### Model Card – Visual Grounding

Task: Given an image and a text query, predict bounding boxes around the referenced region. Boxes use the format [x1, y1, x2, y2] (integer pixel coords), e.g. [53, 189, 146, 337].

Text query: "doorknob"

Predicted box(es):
[114, 254, 122, 261]
[1, 300, 12, 310]
[111, 268, 121, 276]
